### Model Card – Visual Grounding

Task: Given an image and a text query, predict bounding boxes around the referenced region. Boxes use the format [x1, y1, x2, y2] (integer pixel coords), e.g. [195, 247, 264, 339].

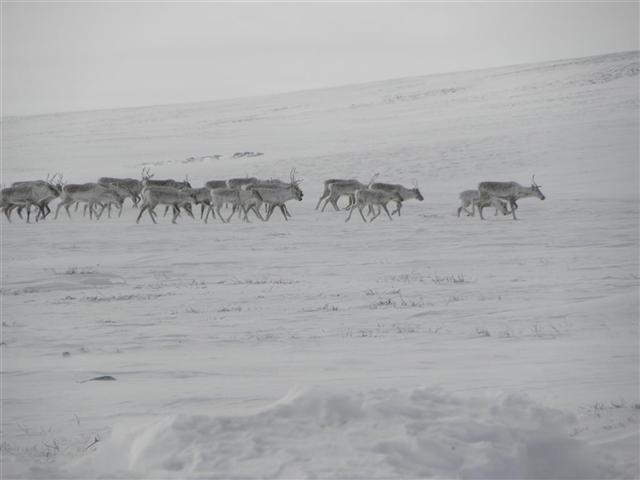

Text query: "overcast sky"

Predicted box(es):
[2, 2, 638, 117]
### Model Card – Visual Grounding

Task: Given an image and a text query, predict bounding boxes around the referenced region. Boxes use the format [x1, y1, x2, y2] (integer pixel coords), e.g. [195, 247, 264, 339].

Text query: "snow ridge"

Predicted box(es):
[77, 387, 616, 479]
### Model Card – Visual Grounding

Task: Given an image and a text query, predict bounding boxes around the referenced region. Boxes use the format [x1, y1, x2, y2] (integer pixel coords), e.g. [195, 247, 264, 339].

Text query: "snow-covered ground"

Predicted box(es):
[1, 51, 638, 478]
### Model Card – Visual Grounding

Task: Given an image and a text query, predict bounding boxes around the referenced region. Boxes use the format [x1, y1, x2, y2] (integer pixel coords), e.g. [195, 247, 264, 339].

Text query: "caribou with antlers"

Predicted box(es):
[247, 169, 303, 221]
[477, 176, 545, 220]
[5, 173, 64, 222]
[140, 168, 192, 190]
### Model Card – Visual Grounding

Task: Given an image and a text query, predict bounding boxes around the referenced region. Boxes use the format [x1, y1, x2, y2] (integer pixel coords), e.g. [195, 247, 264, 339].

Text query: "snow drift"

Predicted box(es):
[76, 387, 616, 479]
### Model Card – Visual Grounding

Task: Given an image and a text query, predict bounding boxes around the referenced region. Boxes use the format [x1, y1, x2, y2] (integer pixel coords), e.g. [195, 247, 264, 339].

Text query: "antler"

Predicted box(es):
[367, 172, 379, 188]
[53, 173, 65, 186]
[141, 167, 154, 180]
[290, 168, 302, 185]
[532, 175, 541, 187]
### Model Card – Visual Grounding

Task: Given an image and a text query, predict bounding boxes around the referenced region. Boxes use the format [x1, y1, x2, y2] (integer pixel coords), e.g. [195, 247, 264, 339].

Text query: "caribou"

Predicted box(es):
[319, 176, 377, 212]
[136, 186, 195, 224]
[8, 175, 63, 221]
[316, 179, 359, 210]
[477, 176, 545, 220]
[369, 181, 423, 216]
[97, 177, 143, 207]
[206, 188, 263, 223]
[190, 187, 213, 219]
[55, 183, 124, 220]
[457, 190, 510, 217]
[246, 178, 296, 217]
[1, 185, 40, 223]
[247, 170, 303, 221]
[345, 188, 403, 222]
[140, 168, 192, 190]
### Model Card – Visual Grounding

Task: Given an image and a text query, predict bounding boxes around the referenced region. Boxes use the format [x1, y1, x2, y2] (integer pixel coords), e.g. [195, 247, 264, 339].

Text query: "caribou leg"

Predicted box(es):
[55, 201, 72, 219]
[251, 205, 265, 221]
[204, 205, 217, 223]
[315, 192, 328, 210]
[97, 203, 109, 220]
[344, 195, 355, 211]
[225, 205, 237, 223]
[136, 205, 146, 223]
[148, 206, 158, 224]
[369, 206, 382, 222]
[215, 206, 226, 223]
[39, 202, 50, 220]
[357, 206, 368, 222]
[265, 204, 276, 221]
[321, 195, 341, 212]
[344, 204, 356, 222]
[320, 197, 331, 212]
[276, 205, 288, 221]
[282, 204, 292, 218]
[382, 204, 393, 221]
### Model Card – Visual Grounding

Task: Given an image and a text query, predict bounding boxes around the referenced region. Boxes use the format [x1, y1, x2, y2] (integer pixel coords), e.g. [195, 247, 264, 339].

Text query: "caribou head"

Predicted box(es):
[531, 175, 545, 200]
[48, 173, 65, 195]
[289, 168, 303, 200]
[412, 180, 424, 201]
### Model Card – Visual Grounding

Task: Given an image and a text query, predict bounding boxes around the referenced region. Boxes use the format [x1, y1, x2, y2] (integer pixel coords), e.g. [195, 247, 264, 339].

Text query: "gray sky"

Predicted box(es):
[2, 2, 638, 117]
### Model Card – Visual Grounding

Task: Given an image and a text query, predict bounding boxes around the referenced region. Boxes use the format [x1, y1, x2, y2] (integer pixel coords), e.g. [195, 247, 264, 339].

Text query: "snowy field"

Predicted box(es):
[1, 51, 639, 478]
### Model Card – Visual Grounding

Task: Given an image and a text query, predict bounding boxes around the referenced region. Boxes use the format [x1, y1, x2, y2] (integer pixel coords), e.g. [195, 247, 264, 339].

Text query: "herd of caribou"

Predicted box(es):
[0, 169, 545, 224]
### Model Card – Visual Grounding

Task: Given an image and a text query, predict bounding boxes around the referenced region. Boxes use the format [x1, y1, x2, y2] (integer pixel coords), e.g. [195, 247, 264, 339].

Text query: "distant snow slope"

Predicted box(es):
[1, 51, 638, 478]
